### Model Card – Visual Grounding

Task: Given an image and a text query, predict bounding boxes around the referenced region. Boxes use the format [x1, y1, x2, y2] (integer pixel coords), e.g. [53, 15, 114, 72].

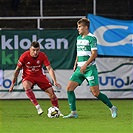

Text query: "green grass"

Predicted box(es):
[0, 99, 132, 133]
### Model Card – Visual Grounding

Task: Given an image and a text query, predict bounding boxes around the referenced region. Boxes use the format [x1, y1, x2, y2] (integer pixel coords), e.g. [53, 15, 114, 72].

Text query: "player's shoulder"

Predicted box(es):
[87, 33, 97, 41]
[77, 34, 82, 39]
[87, 33, 96, 38]
[39, 51, 48, 58]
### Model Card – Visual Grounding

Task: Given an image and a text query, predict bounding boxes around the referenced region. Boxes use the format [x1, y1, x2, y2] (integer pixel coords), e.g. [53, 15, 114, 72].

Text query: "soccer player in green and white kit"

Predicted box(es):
[63, 18, 117, 118]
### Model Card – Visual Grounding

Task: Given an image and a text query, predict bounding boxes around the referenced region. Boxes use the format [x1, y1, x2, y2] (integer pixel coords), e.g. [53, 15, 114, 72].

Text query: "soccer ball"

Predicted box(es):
[47, 106, 60, 118]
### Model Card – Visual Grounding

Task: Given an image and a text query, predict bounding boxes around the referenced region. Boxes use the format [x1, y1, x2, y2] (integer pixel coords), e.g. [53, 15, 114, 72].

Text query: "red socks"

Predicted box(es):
[51, 96, 59, 108]
[26, 89, 59, 108]
[25, 89, 38, 106]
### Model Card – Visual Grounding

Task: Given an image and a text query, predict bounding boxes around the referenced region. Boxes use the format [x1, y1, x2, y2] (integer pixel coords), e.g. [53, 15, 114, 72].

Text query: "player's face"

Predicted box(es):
[77, 24, 87, 35]
[30, 46, 40, 57]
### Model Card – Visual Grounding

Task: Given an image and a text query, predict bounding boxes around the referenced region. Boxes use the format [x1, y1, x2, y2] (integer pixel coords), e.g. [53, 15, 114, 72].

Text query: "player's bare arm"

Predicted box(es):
[9, 66, 21, 92]
[46, 65, 61, 88]
[73, 56, 78, 71]
[80, 50, 97, 73]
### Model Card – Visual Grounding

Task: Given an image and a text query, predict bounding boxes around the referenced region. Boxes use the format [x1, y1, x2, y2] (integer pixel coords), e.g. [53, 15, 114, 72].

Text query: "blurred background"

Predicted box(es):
[0, 0, 133, 29]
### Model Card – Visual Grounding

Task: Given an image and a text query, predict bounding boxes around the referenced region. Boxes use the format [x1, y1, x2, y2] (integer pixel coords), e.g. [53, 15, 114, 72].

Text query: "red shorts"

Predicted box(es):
[22, 74, 52, 91]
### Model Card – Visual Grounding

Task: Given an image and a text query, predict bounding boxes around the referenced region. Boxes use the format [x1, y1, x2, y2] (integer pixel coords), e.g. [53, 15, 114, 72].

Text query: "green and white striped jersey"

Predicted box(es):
[76, 33, 97, 67]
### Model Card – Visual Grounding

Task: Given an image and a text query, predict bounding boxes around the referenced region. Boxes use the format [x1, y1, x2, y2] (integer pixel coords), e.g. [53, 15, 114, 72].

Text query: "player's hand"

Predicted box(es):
[80, 64, 87, 73]
[54, 82, 62, 90]
[9, 83, 14, 92]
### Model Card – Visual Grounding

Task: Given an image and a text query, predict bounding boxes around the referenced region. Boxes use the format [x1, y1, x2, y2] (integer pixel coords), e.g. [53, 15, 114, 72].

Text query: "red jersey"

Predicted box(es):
[17, 51, 50, 77]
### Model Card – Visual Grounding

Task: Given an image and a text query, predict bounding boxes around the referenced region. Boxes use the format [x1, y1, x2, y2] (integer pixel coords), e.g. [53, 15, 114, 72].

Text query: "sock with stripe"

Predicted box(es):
[67, 91, 76, 111]
[25, 89, 38, 106]
[97, 92, 113, 108]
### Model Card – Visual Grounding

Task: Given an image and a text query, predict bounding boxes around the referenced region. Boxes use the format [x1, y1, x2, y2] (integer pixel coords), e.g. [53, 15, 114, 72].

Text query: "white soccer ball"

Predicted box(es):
[47, 106, 60, 118]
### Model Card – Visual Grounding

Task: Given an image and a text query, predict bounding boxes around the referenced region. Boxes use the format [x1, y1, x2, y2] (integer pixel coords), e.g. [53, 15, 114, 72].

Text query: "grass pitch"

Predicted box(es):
[0, 99, 132, 133]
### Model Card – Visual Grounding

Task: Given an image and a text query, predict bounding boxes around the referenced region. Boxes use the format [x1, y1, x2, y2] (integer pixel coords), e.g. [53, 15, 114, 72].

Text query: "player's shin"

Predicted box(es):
[97, 92, 113, 108]
[67, 91, 76, 112]
[50, 95, 59, 108]
[25, 89, 38, 106]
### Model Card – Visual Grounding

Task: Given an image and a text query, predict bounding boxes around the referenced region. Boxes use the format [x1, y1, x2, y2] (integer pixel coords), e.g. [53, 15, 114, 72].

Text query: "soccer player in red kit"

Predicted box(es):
[9, 41, 62, 115]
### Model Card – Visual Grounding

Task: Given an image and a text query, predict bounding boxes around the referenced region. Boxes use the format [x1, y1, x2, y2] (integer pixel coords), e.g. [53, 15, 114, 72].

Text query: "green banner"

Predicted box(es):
[0, 30, 78, 70]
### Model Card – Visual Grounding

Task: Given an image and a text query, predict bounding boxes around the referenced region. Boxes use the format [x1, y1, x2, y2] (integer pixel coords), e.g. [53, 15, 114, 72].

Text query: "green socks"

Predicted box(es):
[67, 91, 76, 111]
[67, 91, 112, 111]
[97, 92, 113, 108]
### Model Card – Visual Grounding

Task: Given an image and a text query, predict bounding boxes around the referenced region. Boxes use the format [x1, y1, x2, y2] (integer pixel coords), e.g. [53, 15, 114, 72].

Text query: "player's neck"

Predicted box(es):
[82, 32, 89, 38]
[32, 56, 38, 59]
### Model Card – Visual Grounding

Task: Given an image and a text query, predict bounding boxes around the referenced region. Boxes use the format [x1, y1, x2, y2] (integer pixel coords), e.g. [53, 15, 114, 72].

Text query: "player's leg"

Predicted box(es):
[90, 85, 117, 118]
[63, 81, 79, 118]
[36, 74, 59, 108]
[98, 91, 118, 118]
[63, 67, 84, 118]
[37, 74, 63, 115]
[22, 79, 43, 115]
[45, 87, 64, 116]
[90, 85, 113, 108]
[45, 87, 59, 108]
[86, 66, 117, 118]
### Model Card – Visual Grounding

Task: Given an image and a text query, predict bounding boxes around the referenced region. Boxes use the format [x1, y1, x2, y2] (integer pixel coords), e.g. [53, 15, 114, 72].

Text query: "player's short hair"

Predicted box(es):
[77, 18, 90, 28]
[30, 41, 40, 48]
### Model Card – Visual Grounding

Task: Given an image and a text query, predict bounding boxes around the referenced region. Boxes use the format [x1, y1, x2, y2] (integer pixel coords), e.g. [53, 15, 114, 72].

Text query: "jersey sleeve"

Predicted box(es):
[17, 54, 24, 68]
[42, 53, 50, 66]
[90, 36, 97, 50]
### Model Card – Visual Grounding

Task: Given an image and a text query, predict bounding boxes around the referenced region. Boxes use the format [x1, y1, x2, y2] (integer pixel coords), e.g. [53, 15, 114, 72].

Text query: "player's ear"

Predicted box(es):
[85, 25, 88, 30]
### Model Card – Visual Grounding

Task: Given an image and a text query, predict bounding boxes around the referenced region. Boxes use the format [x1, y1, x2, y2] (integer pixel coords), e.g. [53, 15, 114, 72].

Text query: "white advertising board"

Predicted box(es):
[0, 58, 133, 99]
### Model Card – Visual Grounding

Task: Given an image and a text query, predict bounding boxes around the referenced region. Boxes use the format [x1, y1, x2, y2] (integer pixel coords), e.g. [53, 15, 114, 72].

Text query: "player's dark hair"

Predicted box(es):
[77, 18, 90, 28]
[30, 41, 40, 48]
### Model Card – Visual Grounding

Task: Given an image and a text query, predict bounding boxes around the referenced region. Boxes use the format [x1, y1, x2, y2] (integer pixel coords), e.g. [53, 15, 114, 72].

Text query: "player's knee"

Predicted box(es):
[92, 91, 99, 97]
[50, 93, 57, 100]
[66, 86, 72, 91]
[66, 81, 78, 91]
